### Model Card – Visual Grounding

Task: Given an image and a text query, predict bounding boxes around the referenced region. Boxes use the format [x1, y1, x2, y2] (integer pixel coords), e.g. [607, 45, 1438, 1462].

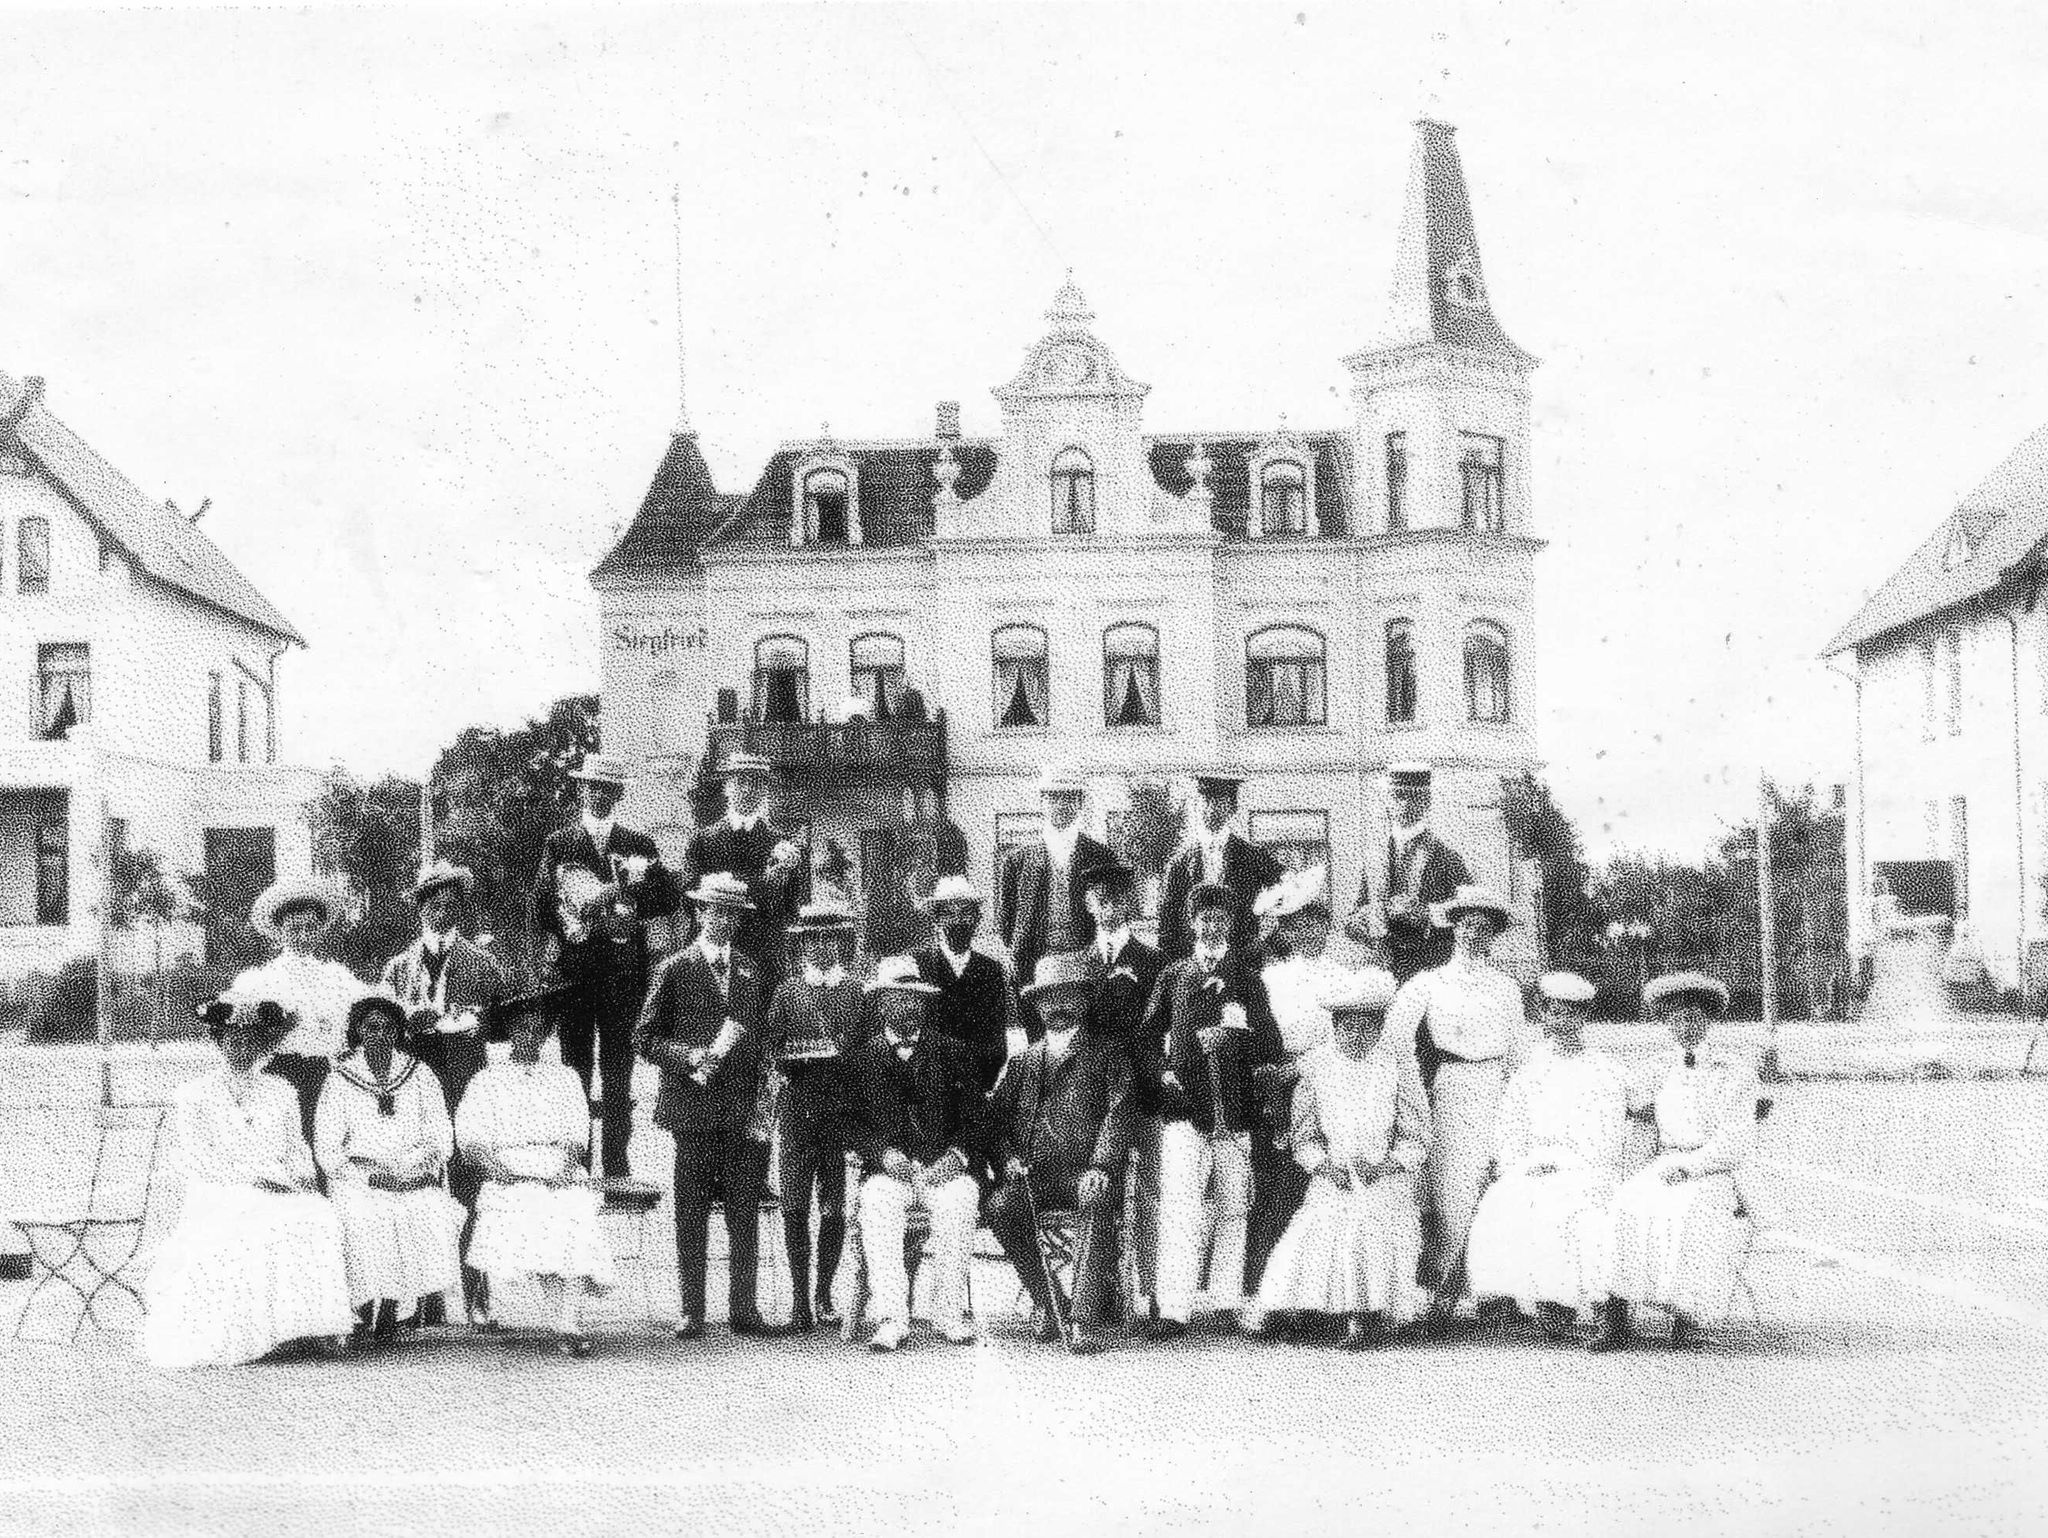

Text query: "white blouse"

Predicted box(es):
[1494, 1045, 1631, 1176]
[230, 952, 365, 1058]
[1384, 956, 1532, 1064]
[1290, 1043, 1431, 1176]
[170, 1069, 316, 1189]
[1650, 1045, 1759, 1176]
[313, 1050, 452, 1185]
[1262, 954, 1346, 1058]
[456, 1062, 590, 1163]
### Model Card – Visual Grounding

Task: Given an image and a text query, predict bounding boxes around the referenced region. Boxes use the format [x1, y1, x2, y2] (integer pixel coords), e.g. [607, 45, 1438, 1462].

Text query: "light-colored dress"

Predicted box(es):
[141, 1070, 353, 1369]
[1606, 1044, 1760, 1320]
[455, 1062, 615, 1289]
[1262, 954, 1345, 1060]
[229, 951, 363, 1058]
[313, 1050, 465, 1310]
[1254, 1042, 1431, 1319]
[1465, 1044, 1632, 1309]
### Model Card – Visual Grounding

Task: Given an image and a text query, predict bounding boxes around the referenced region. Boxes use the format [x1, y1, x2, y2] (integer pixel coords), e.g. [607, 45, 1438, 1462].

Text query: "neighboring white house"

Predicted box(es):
[592, 120, 1544, 968]
[1826, 419, 2048, 997]
[0, 372, 317, 977]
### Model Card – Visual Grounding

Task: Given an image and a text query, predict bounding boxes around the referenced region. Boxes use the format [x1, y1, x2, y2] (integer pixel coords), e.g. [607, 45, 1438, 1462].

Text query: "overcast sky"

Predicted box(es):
[6, 2, 2048, 861]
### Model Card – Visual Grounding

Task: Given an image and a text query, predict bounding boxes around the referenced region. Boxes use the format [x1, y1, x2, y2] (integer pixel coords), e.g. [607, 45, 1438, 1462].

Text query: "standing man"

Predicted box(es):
[1083, 862, 1165, 1054]
[381, 859, 509, 1324]
[997, 764, 1115, 1040]
[1160, 774, 1284, 962]
[1344, 762, 1473, 984]
[533, 751, 682, 1179]
[679, 749, 810, 992]
[635, 872, 768, 1340]
[912, 875, 1013, 1094]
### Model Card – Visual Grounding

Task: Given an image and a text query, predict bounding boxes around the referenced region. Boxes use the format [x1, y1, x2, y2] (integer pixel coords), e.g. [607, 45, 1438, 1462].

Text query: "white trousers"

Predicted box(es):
[1156, 1121, 1254, 1323]
[859, 1172, 979, 1328]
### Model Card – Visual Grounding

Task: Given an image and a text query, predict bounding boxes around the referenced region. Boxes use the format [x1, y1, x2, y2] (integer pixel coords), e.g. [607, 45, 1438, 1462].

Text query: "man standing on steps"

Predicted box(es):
[997, 764, 1115, 1041]
[1160, 773, 1283, 962]
[679, 749, 811, 995]
[1344, 762, 1473, 985]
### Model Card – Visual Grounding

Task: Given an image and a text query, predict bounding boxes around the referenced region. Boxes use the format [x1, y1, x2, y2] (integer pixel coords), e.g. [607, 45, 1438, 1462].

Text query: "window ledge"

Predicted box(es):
[988, 726, 1052, 738]
[1099, 723, 1169, 734]
[1237, 723, 1344, 736]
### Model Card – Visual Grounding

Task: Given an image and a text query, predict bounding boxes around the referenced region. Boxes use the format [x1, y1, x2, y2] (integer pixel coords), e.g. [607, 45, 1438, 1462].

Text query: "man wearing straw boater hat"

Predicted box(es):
[635, 871, 768, 1339]
[533, 750, 682, 1181]
[679, 748, 810, 992]
[997, 763, 1116, 1041]
[1343, 761, 1473, 984]
[1159, 772, 1283, 962]
[911, 874, 1013, 1094]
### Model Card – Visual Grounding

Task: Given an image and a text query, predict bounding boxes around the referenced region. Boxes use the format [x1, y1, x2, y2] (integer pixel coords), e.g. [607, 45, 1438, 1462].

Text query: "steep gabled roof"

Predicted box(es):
[704, 440, 999, 553]
[1824, 420, 2048, 655]
[591, 432, 743, 579]
[1146, 433, 1355, 537]
[0, 372, 303, 643]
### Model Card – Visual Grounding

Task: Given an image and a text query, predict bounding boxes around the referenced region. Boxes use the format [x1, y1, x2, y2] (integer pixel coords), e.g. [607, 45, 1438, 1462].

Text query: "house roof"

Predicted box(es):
[703, 440, 1000, 553]
[591, 432, 744, 579]
[1146, 433, 1355, 537]
[1823, 419, 2048, 655]
[0, 372, 303, 643]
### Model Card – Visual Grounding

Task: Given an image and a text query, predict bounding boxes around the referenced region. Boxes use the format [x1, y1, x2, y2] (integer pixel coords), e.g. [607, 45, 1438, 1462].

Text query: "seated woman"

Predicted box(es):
[1249, 968, 1430, 1349]
[1465, 972, 1633, 1347]
[231, 874, 364, 1148]
[314, 990, 465, 1343]
[455, 1001, 615, 1357]
[1604, 971, 1761, 1350]
[141, 999, 353, 1370]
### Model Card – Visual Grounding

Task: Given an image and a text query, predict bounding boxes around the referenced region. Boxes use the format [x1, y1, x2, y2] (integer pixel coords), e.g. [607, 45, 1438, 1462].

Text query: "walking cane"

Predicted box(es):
[1020, 1165, 1074, 1349]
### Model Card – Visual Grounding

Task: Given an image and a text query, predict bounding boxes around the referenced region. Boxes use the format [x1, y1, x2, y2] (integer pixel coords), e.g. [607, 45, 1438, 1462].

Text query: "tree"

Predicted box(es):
[1499, 772, 1600, 961]
[1116, 780, 1185, 878]
[110, 844, 192, 977]
[308, 767, 422, 977]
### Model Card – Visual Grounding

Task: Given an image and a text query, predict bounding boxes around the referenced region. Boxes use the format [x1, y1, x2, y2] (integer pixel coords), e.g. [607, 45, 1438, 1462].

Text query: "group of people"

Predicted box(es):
[138, 751, 1764, 1368]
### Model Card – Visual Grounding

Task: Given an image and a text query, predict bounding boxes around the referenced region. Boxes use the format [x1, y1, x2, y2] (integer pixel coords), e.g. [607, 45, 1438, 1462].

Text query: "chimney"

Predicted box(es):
[935, 401, 962, 441]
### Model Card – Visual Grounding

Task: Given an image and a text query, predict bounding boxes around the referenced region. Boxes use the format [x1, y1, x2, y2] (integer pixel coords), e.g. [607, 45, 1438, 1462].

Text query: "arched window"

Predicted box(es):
[1050, 446, 1096, 534]
[1246, 626, 1327, 727]
[1386, 619, 1418, 725]
[1103, 623, 1160, 727]
[1459, 433, 1506, 534]
[802, 468, 850, 544]
[1259, 461, 1308, 537]
[1464, 622, 1512, 724]
[752, 635, 811, 724]
[992, 624, 1050, 729]
[850, 633, 906, 720]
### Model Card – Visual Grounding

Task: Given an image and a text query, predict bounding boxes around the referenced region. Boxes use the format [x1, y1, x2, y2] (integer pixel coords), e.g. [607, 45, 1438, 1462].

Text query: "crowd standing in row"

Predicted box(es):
[139, 752, 1764, 1367]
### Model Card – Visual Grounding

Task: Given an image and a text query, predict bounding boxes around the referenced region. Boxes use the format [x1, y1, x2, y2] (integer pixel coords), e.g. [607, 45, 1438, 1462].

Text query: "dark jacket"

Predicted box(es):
[988, 1033, 1137, 1181]
[635, 943, 764, 1137]
[995, 834, 1117, 1001]
[533, 821, 682, 993]
[1159, 834, 1284, 961]
[1357, 830, 1472, 981]
[679, 817, 810, 978]
[1089, 933, 1166, 1054]
[1139, 952, 1285, 1136]
[844, 1029, 986, 1175]
[912, 944, 1012, 1092]
[758, 973, 864, 1130]
[379, 933, 510, 1112]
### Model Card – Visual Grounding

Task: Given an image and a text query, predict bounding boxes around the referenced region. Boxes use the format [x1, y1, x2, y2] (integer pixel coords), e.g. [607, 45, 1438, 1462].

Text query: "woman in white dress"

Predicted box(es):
[1249, 968, 1430, 1348]
[1465, 972, 1632, 1343]
[314, 991, 465, 1342]
[231, 874, 364, 1147]
[455, 1001, 615, 1357]
[1382, 883, 1534, 1323]
[141, 1000, 353, 1369]
[1604, 971, 1761, 1349]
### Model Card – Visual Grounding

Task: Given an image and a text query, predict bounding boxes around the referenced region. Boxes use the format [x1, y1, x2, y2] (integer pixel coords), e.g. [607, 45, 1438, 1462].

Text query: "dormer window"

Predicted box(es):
[804, 469, 850, 544]
[1259, 461, 1308, 537]
[1051, 447, 1096, 534]
[1459, 433, 1506, 534]
[1942, 522, 1972, 572]
[790, 451, 862, 547]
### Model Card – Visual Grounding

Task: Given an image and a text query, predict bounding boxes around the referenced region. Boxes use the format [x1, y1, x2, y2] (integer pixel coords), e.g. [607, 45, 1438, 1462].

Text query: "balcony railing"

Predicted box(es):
[707, 709, 947, 777]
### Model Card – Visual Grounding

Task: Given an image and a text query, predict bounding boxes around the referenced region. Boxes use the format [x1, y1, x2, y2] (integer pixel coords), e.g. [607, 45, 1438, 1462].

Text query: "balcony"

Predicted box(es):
[707, 709, 948, 780]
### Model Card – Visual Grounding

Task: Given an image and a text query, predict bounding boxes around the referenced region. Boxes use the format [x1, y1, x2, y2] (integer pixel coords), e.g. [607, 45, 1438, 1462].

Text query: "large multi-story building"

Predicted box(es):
[0, 372, 316, 976]
[593, 119, 1545, 966]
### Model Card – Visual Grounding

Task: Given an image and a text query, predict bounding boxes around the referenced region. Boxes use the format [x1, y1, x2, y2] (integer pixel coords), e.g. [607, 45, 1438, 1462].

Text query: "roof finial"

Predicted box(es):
[671, 185, 691, 436]
[1047, 271, 1094, 331]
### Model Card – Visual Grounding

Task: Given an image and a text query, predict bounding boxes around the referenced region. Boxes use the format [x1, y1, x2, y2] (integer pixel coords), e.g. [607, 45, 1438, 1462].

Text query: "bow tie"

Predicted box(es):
[890, 1037, 919, 1060]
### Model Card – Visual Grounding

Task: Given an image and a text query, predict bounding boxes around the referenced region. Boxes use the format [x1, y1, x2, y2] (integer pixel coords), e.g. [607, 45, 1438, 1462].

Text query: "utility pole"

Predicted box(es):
[1758, 778, 1783, 1083]
[419, 776, 434, 863]
[96, 798, 115, 1107]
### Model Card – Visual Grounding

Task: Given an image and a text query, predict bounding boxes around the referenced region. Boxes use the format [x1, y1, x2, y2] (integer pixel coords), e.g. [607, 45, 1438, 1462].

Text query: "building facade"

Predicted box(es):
[0, 373, 317, 976]
[593, 120, 1545, 968]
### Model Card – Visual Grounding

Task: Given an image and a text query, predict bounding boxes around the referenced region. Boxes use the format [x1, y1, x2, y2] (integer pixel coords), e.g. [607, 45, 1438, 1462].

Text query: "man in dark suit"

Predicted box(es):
[634, 872, 767, 1339]
[1081, 861, 1164, 1052]
[678, 749, 810, 991]
[1341, 761, 1474, 983]
[911, 874, 1013, 1094]
[381, 858, 510, 1323]
[1159, 773, 1284, 962]
[984, 952, 1137, 1356]
[996, 764, 1115, 1041]
[844, 958, 987, 1352]
[532, 751, 682, 1179]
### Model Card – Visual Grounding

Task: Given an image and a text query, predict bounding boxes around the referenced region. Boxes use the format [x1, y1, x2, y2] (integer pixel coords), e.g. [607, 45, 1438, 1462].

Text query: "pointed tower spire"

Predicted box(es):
[1358, 119, 1535, 366]
[671, 185, 693, 435]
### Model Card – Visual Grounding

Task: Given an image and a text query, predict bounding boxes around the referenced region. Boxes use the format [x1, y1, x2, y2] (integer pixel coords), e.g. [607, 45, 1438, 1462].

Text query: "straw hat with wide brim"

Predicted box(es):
[1644, 971, 1730, 1017]
[407, 859, 475, 905]
[251, 874, 348, 942]
[1432, 883, 1514, 931]
[1018, 949, 1100, 1001]
[686, 872, 756, 911]
[566, 752, 632, 787]
[918, 874, 985, 913]
[863, 955, 940, 996]
[787, 899, 857, 935]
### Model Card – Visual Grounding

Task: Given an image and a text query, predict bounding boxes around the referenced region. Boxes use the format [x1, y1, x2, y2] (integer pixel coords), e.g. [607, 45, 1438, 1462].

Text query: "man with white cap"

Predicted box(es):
[843, 957, 987, 1351]
[1160, 772, 1283, 962]
[1344, 762, 1473, 984]
[1464, 970, 1631, 1344]
[912, 875, 1014, 1094]
[997, 765, 1115, 1039]
[679, 748, 810, 991]
[533, 750, 682, 1180]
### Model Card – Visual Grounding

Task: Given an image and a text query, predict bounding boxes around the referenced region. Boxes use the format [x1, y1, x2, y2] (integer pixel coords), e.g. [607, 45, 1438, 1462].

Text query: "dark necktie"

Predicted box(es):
[421, 946, 449, 990]
[713, 954, 729, 993]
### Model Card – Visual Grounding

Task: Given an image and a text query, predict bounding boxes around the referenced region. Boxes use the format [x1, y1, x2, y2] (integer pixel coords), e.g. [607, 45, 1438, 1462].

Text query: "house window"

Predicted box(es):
[1246, 625, 1328, 727]
[1950, 794, 1970, 917]
[18, 517, 49, 596]
[1386, 619, 1419, 725]
[35, 809, 67, 925]
[1385, 432, 1408, 531]
[802, 468, 851, 544]
[1944, 627, 1963, 737]
[1464, 623, 1513, 724]
[1103, 623, 1160, 727]
[1051, 447, 1096, 534]
[236, 679, 250, 762]
[849, 633, 906, 720]
[993, 624, 1050, 729]
[752, 635, 810, 724]
[1259, 461, 1308, 537]
[1459, 433, 1505, 534]
[1250, 810, 1330, 876]
[208, 673, 224, 763]
[37, 644, 89, 739]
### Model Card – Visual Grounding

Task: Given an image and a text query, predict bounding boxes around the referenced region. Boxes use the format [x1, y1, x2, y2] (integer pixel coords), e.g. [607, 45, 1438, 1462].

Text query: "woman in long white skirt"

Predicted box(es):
[142, 1000, 353, 1370]
[1465, 972, 1632, 1343]
[314, 991, 465, 1340]
[1605, 972, 1760, 1349]
[1251, 968, 1430, 1348]
[456, 1003, 614, 1357]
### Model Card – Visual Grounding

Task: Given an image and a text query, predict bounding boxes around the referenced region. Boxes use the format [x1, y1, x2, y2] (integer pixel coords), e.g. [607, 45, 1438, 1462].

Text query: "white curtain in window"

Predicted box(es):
[1464, 625, 1512, 723]
[851, 634, 906, 716]
[1260, 462, 1306, 535]
[1247, 627, 1326, 725]
[1104, 624, 1159, 726]
[38, 645, 88, 737]
[992, 625, 1049, 728]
